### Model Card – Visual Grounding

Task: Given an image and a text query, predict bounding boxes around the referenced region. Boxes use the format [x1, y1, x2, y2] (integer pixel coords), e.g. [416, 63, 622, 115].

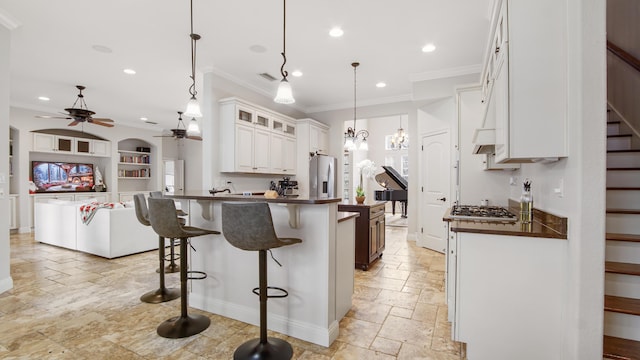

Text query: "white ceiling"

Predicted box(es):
[0, 0, 493, 130]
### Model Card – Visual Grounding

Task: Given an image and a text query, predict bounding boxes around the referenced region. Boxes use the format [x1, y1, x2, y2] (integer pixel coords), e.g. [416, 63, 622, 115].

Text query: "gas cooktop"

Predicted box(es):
[450, 205, 518, 222]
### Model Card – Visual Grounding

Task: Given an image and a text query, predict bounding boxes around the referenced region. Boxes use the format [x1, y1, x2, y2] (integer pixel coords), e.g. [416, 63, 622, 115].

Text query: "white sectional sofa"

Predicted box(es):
[35, 200, 158, 258]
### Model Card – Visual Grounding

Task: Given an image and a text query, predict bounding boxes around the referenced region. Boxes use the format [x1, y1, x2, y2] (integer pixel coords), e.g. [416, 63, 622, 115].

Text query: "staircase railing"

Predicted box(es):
[607, 40, 640, 138]
[607, 41, 640, 73]
[608, 102, 640, 140]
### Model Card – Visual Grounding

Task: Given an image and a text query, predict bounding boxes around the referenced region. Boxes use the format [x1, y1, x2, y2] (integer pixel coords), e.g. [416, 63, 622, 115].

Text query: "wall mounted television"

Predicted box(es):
[32, 161, 95, 193]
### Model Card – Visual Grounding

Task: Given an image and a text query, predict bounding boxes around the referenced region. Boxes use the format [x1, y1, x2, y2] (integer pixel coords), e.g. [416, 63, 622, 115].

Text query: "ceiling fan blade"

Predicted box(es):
[36, 115, 72, 119]
[91, 117, 114, 122]
[186, 136, 203, 141]
[153, 134, 175, 138]
[68, 120, 80, 126]
[90, 120, 115, 127]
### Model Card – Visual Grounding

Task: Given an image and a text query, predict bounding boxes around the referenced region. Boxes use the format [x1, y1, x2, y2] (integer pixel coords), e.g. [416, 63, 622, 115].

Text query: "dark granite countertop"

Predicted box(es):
[165, 190, 342, 204]
[443, 200, 567, 240]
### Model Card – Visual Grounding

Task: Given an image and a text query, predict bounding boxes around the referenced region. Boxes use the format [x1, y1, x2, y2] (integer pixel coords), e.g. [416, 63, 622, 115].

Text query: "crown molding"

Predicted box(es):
[306, 93, 413, 114]
[409, 64, 482, 83]
[0, 9, 21, 30]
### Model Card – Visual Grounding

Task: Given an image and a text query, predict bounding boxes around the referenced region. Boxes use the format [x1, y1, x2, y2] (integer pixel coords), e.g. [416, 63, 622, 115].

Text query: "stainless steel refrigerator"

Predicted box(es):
[309, 154, 337, 198]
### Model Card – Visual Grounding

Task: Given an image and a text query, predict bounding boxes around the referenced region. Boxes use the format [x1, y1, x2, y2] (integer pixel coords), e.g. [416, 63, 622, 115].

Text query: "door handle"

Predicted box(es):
[437, 197, 446, 202]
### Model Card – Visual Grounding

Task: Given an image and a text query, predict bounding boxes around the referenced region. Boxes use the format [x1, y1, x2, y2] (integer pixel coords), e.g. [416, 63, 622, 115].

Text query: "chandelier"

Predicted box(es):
[391, 115, 407, 149]
[344, 62, 369, 151]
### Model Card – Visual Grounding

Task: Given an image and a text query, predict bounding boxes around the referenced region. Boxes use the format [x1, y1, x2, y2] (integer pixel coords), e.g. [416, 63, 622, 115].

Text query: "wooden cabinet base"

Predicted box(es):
[338, 202, 386, 270]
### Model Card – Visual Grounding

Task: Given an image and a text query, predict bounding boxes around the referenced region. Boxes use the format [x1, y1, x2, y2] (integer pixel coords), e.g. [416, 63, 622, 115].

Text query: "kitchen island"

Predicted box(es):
[166, 191, 352, 347]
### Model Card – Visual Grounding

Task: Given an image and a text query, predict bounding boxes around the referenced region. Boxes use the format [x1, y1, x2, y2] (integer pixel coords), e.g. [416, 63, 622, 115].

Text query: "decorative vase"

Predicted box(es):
[355, 195, 365, 204]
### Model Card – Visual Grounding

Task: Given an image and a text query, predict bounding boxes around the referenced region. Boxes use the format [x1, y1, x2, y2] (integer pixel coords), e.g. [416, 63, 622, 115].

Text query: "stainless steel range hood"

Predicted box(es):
[472, 128, 496, 154]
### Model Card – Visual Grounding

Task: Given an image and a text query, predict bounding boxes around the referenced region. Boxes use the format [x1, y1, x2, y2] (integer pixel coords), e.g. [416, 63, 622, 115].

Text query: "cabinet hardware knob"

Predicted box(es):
[437, 197, 446, 202]
[495, 46, 500, 54]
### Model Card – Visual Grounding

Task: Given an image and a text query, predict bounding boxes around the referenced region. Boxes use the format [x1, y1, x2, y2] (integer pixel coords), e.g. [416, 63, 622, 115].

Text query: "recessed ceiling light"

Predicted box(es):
[376, 82, 387, 88]
[249, 45, 267, 53]
[329, 27, 344, 37]
[38, 96, 50, 101]
[292, 70, 303, 77]
[92, 44, 113, 53]
[140, 117, 148, 121]
[123, 69, 136, 75]
[422, 43, 436, 53]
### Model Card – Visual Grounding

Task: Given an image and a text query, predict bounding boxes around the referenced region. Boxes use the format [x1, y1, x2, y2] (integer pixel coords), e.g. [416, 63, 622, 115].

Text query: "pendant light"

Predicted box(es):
[274, 0, 295, 104]
[391, 115, 407, 149]
[187, 117, 201, 137]
[344, 62, 368, 151]
[184, 0, 203, 119]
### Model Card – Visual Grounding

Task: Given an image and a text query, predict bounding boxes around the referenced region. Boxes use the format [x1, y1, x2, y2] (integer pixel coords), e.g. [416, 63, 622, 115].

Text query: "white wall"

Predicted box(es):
[0, 24, 13, 294]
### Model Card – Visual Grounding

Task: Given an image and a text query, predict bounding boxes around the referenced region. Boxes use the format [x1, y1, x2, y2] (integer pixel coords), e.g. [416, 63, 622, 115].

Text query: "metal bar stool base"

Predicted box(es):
[233, 337, 293, 360]
[157, 314, 210, 339]
[140, 287, 180, 304]
[157, 263, 180, 274]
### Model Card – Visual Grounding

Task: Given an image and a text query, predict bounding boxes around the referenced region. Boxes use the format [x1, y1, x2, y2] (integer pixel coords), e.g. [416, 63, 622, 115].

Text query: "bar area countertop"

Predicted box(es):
[164, 191, 355, 347]
[167, 190, 342, 204]
[443, 200, 567, 239]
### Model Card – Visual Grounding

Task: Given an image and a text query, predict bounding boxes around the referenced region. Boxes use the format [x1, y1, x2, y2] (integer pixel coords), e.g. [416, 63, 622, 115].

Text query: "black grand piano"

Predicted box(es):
[374, 165, 408, 218]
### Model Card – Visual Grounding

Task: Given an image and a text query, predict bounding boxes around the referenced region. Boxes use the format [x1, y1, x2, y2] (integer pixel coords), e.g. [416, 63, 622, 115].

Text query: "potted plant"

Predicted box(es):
[355, 185, 366, 204]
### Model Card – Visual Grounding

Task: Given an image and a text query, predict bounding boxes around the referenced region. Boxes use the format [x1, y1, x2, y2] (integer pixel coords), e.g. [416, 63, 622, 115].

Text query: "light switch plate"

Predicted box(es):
[0, 172, 5, 184]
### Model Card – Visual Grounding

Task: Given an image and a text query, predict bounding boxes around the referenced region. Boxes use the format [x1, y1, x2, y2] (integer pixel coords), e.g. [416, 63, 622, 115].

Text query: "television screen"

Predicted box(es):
[32, 161, 95, 193]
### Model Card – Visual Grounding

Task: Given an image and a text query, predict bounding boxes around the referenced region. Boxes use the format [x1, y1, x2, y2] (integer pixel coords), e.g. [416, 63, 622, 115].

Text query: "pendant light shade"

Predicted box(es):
[187, 117, 201, 136]
[274, 0, 295, 104]
[184, 96, 202, 118]
[274, 78, 295, 104]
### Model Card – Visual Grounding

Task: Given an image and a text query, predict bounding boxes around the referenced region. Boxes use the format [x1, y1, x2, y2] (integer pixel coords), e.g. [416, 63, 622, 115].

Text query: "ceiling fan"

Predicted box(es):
[36, 85, 115, 127]
[154, 111, 202, 141]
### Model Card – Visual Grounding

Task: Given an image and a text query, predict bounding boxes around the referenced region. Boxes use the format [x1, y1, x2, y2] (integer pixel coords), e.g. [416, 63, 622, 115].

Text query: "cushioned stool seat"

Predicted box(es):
[133, 194, 180, 304]
[149, 191, 184, 273]
[148, 197, 220, 339]
[221, 202, 302, 360]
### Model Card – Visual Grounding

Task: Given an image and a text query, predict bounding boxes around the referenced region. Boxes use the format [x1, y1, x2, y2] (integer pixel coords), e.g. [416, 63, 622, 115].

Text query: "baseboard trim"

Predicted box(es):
[407, 232, 417, 241]
[189, 293, 339, 347]
[0, 276, 14, 294]
[18, 226, 32, 234]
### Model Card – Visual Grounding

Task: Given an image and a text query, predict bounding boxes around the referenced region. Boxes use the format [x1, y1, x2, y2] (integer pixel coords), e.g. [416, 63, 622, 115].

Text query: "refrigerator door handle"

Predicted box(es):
[327, 160, 334, 198]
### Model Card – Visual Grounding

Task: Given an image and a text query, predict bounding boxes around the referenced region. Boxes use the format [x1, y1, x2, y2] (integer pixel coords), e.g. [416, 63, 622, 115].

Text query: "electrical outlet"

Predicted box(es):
[554, 179, 564, 198]
[510, 176, 518, 186]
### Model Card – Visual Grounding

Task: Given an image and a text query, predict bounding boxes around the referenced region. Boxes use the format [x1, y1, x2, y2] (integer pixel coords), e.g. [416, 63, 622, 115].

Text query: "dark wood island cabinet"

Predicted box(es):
[338, 201, 386, 270]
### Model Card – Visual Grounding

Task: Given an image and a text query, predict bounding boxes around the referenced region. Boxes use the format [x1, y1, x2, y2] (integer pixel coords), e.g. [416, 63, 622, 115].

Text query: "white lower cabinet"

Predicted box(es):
[446, 229, 566, 359]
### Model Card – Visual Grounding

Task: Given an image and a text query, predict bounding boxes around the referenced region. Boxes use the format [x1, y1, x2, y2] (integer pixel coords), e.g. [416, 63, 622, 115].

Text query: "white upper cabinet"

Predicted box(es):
[219, 97, 296, 174]
[482, 0, 567, 163]
[32, 132, 111, 157]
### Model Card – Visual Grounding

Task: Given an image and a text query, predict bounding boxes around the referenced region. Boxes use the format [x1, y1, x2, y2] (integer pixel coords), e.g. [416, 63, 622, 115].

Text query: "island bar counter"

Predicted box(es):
[165, 191, 352, 347]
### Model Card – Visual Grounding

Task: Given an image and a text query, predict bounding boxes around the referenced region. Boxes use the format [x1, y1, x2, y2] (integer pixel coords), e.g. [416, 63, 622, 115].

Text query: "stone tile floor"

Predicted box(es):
[0, 226, 464, 359]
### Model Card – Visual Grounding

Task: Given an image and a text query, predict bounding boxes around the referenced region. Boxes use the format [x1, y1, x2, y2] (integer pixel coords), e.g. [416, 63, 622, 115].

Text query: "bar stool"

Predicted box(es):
[221, 202, 302, 360]
[133, 194, 180, 304]
[148, 198, 220, 338]
[149, 191, 182, 273]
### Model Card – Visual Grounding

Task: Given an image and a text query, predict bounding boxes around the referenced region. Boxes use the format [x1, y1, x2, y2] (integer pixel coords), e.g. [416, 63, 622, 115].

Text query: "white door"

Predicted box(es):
[418, 130, 450, 253]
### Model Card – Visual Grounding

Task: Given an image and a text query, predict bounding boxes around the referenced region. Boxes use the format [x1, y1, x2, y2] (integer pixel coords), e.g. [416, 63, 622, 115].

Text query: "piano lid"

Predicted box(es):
[374, 166, 408, 191]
